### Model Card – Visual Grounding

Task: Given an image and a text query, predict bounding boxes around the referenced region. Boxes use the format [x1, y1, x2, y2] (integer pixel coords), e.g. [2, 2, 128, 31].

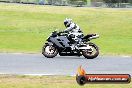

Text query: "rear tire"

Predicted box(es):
[82, 43, 99, 59]
[42, 44, 58, 58]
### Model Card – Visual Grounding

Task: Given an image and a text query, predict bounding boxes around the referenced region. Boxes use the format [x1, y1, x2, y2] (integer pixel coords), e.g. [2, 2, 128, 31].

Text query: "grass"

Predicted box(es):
[0, 3, 132, 55]
[0, 75, 131, 88]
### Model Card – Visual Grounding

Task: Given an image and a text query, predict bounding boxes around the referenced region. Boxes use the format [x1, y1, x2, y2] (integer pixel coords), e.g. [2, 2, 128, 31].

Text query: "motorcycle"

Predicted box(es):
[42, 31, 99, 59]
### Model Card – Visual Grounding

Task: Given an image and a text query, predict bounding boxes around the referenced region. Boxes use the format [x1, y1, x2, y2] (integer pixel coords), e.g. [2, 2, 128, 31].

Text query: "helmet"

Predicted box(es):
[64, 18, 72, 28]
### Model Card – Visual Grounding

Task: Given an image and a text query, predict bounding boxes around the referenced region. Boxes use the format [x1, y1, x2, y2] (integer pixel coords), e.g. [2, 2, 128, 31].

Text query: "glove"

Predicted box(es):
[57, 31, 63, 35]
[63, 30, 69, 33]
[59, 31, 64, 33]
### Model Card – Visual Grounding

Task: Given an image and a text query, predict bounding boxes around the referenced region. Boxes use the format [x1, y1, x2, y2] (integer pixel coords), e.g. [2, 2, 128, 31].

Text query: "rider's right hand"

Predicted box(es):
[57, 31, 63, 35]
[59, 31, 64, 34]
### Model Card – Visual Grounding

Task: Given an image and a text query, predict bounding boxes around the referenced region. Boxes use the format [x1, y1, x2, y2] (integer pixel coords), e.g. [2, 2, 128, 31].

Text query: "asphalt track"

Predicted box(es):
[0, 53, 132, 76]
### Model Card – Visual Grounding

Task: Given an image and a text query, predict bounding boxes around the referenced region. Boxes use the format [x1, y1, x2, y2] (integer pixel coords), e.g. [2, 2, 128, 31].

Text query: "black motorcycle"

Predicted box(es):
[42, 31, 99, 59]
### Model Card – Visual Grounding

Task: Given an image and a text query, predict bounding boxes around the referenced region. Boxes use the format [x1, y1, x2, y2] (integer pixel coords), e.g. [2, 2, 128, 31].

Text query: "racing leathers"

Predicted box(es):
[64, 22, 83, 45]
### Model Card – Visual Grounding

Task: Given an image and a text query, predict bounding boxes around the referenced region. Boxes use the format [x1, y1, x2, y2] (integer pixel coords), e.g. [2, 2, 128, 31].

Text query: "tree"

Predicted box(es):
[103, 0, 130, 7]
[69, 0, 87, 6]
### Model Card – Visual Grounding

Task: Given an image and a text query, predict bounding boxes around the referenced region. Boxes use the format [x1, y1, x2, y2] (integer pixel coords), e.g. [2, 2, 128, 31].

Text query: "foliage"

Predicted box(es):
[103, 0, 128, 3]
[103, 0, 132, 7]
[69, 0, 87, 6]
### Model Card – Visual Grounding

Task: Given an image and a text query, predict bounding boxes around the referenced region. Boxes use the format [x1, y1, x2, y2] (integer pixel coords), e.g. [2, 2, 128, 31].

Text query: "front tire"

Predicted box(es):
[42, 44, 58, 58]
[82, 43, 99, 59]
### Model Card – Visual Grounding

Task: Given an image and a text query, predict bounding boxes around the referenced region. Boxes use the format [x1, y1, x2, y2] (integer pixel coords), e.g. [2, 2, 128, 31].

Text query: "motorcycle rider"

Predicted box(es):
[63, 18, 84, 46]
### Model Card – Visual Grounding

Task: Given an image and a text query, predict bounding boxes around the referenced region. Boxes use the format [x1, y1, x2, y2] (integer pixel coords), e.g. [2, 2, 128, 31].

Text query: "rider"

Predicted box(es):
[63, 18, 84, 45]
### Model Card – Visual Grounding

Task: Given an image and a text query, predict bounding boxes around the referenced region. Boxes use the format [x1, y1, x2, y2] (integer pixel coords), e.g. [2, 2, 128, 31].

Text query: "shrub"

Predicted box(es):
[69, 0, 87, 6]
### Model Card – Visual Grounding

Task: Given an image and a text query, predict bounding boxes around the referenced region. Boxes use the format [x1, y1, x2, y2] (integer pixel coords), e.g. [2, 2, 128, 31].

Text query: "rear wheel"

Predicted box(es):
[42, 44, 58, 58]
[82, 43, 99, 59]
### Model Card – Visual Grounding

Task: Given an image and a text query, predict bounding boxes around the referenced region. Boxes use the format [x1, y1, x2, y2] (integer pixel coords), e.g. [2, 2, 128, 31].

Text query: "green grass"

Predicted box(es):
[0, 3, 132, 55]
[0, 75, 131, 88]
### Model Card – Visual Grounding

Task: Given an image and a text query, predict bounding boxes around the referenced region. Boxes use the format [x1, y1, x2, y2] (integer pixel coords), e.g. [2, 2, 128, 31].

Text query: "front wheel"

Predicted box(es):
[42, 44, 58, 58]
[82, 43, 99, 59]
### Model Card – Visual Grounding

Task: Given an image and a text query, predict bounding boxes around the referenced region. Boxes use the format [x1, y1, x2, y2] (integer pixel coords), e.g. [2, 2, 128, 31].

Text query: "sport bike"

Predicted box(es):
[42, 31, 99, 59]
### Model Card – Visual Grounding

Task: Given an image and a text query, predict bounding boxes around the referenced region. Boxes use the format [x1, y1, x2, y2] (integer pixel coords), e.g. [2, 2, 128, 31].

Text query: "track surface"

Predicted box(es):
[0, 53, 132, 75]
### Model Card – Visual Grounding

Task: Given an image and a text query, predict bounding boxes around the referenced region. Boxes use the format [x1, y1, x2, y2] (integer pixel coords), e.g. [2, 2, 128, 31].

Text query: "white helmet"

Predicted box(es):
[64, 18, 72, 28]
